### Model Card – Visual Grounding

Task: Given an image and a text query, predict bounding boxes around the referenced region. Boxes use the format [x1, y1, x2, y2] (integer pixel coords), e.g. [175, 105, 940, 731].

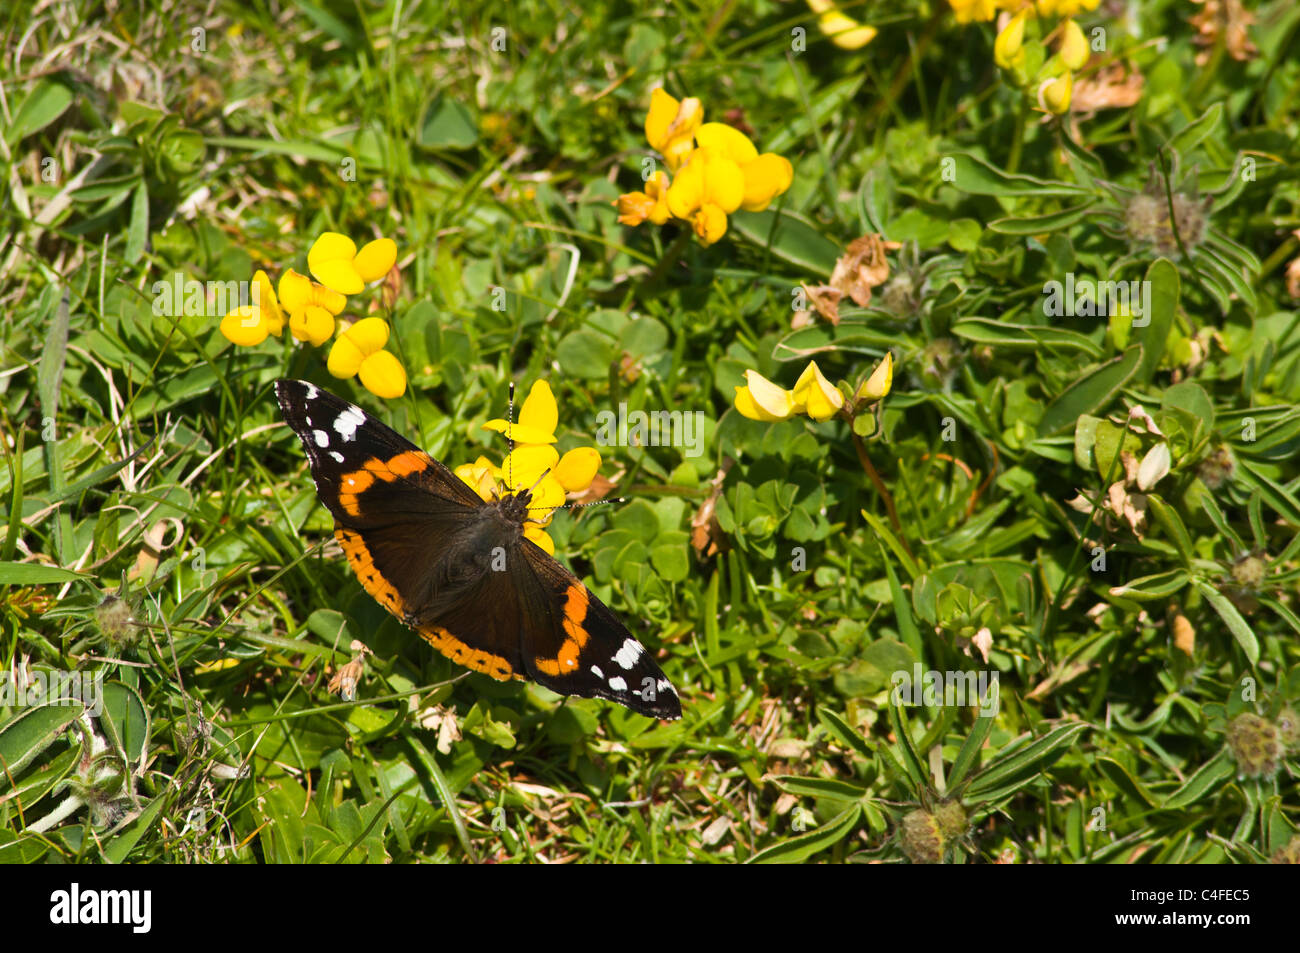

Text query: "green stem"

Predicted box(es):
[638, 228, 692, 294]
[1006, 96, 1028, 175]
[851, 428, 912, 559]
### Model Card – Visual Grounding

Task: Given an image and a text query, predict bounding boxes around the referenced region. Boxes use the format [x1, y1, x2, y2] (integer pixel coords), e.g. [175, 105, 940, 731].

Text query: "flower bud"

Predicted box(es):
[899, 809, 946, 864]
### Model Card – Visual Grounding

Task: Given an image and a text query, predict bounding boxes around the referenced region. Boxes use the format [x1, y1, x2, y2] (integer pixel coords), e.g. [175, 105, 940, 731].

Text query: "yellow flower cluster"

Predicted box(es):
[963, 0, 1100, 115]
[455, 381, 603, 554]
[615, 90, 794, 246]
[805, 0, 877, 50]
[220, 233, 405, 398]
[734, 354, 893, 423]
[948, 0, 1098, 23]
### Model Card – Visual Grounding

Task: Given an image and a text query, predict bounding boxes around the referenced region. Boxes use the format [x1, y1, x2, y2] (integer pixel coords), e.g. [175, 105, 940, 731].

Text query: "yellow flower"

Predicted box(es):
[947, 0, 1002, 24]
[627, 93, 793, 244]
[307, 232, 397, 295]
[807, 0, 878, 49]
[741, 153, 795, 212]
[483, 379, 560, 444]
[792, 361, 845, 421]
[734, 369, 797, 422]
[994, 9, 1029, 70]
[1059, 18, 1089, 70]
[645, 88, 703, 173]
[1035, 0, 1099, 16]
[734, 362, 845, 422]
[855, 352, 894, 403]
[326, 317, 407, 399]
[615, 170, 672, 227]
[454, 456, 502, 502]
[473, 381, 603, 554]
[694, 123, 794, 213]
[278, 269, 345, 346]
[1038, 70, 1073, 114]
[219, 270, 283, 346]
[665, 147, 745, 246]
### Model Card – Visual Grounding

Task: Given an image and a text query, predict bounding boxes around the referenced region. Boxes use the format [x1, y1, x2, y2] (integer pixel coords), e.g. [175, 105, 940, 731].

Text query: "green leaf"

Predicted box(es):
[556, 328, 617, 379]
[125, 181, 149, 265]
[102, 794, 168, 863]
[947, 152, 1090, 198]
[772, 776, 868, 801]
[964, 722, 1089, 799]
[1096, 757, 1157, 807]
[1074, 414, 1102, 469]
[774, 320, 899, 361]
[1107, 568, 1190, 602]
[649, 541, 689, 581]
[746, 805, 861, 864]
[881, 544, 922, 661]
[1162, 749, 1235, 810]
[0, 704, 82, 786]
[1161, 381, 1214, 435]
[0, 562, 83, 584]
[1134, 258, 1178, 383]
[729, 208, 841, 275]
[1235, 460, 1300, 525]
[1165, 102, 1223, 155]
[816, 708, 876, 763]
[948, 715, 996, 791]
[988, 203, 1095, 235]
[293, 0, 363, 49]
[48, 436, 156, 506]
[952, 318, 1103, 357]
[887, 701, 930, 791]
[418, 95, 478, 150]
[205, 136, 347, 163]
[1145, 495, 1194, 568]
[1194, 579, 1260, 665]
[764, 75, 864, 155]
[947, 218, 982, 251]
[1037, 346, 1142, 437]
[4, 79, 73, 146]
[99, 682, 150, 764]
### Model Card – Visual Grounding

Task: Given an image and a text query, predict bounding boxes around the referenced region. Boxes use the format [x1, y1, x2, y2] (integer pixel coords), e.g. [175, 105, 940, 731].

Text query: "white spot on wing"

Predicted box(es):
[312, 429, 329, 447]
[334, 405, 367, 441]
[590, 665, 604, 679]
[329, 451, 345, 463]
[613, 638, 643, 670]
[608, 676, 627, 692]
[305, 383, 318, 399]
[657, 679, 672, 695]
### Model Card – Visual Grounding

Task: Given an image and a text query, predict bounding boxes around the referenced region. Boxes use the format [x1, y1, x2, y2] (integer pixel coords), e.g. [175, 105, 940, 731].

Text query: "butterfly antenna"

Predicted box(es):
[507, 380, 515, 489]
[525, 478, 626, 521]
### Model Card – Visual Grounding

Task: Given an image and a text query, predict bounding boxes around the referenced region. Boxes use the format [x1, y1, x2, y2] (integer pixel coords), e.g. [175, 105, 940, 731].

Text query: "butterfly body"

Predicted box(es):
[274, 379, 682, 720]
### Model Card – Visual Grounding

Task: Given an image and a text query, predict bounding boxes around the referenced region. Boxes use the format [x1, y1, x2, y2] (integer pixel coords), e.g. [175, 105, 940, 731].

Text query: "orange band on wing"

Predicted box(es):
[337, 452, 433, 517]
[335, 527, 406, 616]
[419, 624, 516, 681]
[533, 584, 590, 677]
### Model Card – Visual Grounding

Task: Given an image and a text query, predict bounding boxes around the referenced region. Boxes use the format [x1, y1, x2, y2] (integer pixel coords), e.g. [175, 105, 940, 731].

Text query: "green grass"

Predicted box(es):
[1, 0, 1298, 863]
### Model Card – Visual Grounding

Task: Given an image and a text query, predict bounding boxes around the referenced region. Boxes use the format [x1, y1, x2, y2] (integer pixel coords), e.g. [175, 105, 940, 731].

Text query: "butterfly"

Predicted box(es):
[274, 379, 682, 720]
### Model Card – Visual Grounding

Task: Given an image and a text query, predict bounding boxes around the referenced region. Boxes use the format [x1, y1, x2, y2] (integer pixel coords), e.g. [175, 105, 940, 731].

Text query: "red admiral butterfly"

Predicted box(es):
[274, 379, 682, 720]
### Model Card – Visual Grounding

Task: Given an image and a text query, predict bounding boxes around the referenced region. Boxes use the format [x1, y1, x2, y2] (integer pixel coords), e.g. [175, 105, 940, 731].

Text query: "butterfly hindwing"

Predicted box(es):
[274, 379, 682, 720]
[516, 545, 682, 719]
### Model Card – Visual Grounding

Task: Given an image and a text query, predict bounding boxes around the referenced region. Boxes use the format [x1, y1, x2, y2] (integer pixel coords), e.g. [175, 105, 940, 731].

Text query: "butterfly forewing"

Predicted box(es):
[274, 379, 682, 720]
